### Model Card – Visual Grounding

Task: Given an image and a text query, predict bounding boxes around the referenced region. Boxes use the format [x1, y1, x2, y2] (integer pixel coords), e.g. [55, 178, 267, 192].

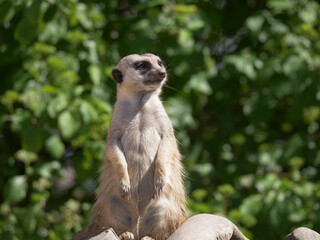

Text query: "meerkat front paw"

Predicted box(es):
[154, 177, 166, 197]
[119, 231, 134, 240]
[120, 180, 131, 200]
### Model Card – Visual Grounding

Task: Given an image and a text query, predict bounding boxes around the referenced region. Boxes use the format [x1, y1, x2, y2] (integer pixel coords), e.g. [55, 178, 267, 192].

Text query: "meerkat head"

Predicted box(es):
[112, 53, 167, 93]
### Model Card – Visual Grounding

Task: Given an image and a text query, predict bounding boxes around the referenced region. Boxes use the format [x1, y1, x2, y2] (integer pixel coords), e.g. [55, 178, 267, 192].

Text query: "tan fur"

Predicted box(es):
[73, 54, 187, 240]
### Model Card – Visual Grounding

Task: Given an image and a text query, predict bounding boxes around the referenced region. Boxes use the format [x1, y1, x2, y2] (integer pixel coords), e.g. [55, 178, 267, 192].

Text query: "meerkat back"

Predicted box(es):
[73, 53, 187, 240]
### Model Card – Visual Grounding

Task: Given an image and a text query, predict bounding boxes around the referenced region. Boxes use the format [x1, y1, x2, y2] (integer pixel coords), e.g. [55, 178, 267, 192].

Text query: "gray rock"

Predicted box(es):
[88, 229, 119, 240]
[85, 215, 320, 240]
[283, 227, 320, 240]
[167, 214, 248, 240]
[86, 214, 248, 240]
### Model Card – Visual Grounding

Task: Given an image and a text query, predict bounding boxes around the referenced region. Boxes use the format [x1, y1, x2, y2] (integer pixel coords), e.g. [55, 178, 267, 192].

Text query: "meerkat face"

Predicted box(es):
[112, 53, 167, 92]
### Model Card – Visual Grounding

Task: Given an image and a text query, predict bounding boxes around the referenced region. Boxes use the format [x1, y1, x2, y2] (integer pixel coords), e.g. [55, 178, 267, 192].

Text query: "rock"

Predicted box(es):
[84, 215, 320, 240]
[88, 229, 119, 240]
[283, 227, 320, 240]
[167, 214, 248, 240]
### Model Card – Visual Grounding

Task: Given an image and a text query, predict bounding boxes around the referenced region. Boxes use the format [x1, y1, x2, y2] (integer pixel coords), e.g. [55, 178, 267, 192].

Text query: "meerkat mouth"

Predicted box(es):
[143, 79, 164, 85]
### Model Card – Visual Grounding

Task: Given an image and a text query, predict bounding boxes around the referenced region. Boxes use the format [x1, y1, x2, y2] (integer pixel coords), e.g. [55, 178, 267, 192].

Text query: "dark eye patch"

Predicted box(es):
[133, 61, 151, 71]
[158, 60, 163, 67]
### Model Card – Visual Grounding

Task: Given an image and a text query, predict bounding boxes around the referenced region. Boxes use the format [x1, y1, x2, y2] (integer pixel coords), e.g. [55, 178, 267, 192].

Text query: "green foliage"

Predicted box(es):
[1, 0, 320, 239]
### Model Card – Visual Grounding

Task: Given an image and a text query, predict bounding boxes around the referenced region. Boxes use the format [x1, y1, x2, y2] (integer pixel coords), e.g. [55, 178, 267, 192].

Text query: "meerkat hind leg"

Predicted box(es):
[119, 231, 135, 240]
[141, 236, 155, 240]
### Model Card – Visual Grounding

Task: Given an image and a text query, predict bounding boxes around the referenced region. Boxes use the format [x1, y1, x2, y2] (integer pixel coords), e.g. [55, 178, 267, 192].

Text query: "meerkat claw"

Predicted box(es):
[120, 180, 131, 200]
[154, 178, 166, 197]
[141, 236, 155, 240]
[119, 231, 134, 240]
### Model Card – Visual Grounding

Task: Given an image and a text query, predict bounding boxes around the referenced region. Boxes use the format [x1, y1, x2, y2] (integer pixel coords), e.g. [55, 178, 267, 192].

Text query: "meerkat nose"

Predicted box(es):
[158, 71, 166, 78]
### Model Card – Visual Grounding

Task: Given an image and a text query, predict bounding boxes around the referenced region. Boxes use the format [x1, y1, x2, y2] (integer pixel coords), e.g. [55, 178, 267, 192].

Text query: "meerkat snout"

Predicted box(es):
[158, 71, 166, 78]
[143, 68, 167, 85]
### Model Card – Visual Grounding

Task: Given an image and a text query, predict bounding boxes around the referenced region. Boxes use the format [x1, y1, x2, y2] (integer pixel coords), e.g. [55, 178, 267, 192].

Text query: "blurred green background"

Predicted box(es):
[1, 0, 320, 239]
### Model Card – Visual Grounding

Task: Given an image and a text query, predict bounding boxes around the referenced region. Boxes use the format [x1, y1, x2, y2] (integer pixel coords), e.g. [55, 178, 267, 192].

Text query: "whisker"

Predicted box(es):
[163, 84, 178, 92]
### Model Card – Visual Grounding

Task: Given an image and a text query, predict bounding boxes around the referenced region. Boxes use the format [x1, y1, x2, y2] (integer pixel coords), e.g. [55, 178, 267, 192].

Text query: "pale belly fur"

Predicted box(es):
[121, 113, 161, 192]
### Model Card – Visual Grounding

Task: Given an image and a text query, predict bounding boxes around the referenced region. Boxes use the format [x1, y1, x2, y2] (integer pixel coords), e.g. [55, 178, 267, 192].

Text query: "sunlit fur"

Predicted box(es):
[73, 54, 187, 240]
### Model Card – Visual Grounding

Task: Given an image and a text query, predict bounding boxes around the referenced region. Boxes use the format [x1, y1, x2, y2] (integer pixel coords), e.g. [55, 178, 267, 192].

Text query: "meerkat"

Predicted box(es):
[73, 53, 187, 240]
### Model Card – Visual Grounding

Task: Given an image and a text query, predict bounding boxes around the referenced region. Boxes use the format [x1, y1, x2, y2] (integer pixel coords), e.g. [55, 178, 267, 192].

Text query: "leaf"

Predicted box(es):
[35, 161, 61, 178]
[243, 92, 274, 123]
[43, 4, 58, 22]
[230, 133, 246, 146]
[1, 90, 19, 108]
[67, 30, 87, 45]
[283, 55, 304, 76]
[45, 135, 65, 159]
[218, 184, 235, 197]
[270, 20, 288, 34]
[288, 208, 307, 223]
[225, 53, 257, 79]
[165, 97, 195, 128]
[256, 173, 278, 193]
[56, 70, 79, 85]
[48, 53, 79, 73]
[39, 14, 68, 44]
[13, 207, 38, 233]
[76, 3, 93, 29]
[193, 163, 213, 177]
[4, 176, 28, 203]
[20, 89, 45, 116]
[184, 72, 212, 95]
[58, 110, 81, 139]
[298, 2, 317, 24]
[288, 156, 304, 170]
[88, 65, 102, 85]
[42, 85, 60, 94]
[14, 20, 38, 44]
[48, 55, 68, 72]
[15, 149, 38, 165]
[241, 214, 257, 228]
[79, 99, 99, 124]
[21, 122, 44, 153]
[303, 106, 320, 124]
[282, 134, 304, 160]
[174, 4, 197, 14]
[178, 29, 194, 49]
[84, 40, 99, 63]
[14, 0, 41, 44]
[240, 195, 262, 215]
[246, 15, 264, 33]
[191, 189, 207, 202]
[47, 93, 69, 118]
[0, 1, 15, 24]
[134, 0, 168, 10]
[29, 42, 56, 55]
[65, 199, 80, 212]
[11, 108, 31, 132]
[267, 0, 294, 10]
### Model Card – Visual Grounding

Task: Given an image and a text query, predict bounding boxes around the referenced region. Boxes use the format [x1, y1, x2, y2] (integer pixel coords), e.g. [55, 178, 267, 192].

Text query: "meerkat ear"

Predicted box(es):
[112, 68, 123, 83]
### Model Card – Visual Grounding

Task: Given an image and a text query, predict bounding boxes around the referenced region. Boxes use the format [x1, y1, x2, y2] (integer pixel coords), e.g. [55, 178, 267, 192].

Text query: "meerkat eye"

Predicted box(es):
[158, 60, 163, 67]
[138, 62, 146, 69]
[135, 61, 147, 70]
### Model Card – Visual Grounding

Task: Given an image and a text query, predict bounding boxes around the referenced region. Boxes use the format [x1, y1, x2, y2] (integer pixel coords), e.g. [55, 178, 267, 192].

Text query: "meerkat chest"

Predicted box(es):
[121, 109, 162, 163]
